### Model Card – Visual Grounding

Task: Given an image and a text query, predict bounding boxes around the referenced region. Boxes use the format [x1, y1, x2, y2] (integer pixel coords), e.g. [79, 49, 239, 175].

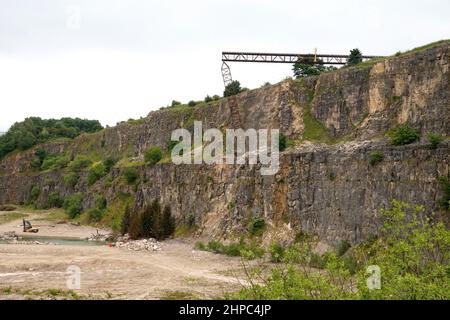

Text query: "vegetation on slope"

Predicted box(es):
[0, 117, 103, 159]
[229, 201, 450, 300]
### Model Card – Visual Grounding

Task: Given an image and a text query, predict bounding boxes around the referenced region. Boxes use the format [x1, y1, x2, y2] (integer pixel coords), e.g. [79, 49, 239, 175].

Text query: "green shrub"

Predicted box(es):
[249, 217, 266, 237]
[269, 242, 285, 263]
[240, 243, 265, 260]
[122, 167, 139, 185]
[63, 193, 83, 218]
[309, 252, 330, 269]
[427, 133, 444, 149]
[87, 208, 103, 222]
[103, 157, 117, 172]
[41, 154, 69, 171]
[347, 48, 363, 66]
[95, 195, 107, 210]
[204, 95, 213, 103]
[144, 147, 163, 165]
[279, 133, 287, 152]
[87, 162, 106, 186]
[194, 241, 206, 250]
[167, 140, 179, 152]
[63, 172, 79, 187]
[212, 95, 221, 101]
[388, 125, 420, 146]
[203, 240, 265, 260]
[224, 80, 242, 97]
[369, 151, 384, 166]
[223, 242, 243, 257]
[171, 100, 181, 107]
[29, 186, 40, 203]
[207, 240, 225, 253]
[188, 100, 197, 107]
[68, 155, 92, 172]
[231, 200, 450, 300]
[336, 240, 351, 257]
[46, 192, 63, 208]
[160, 205, 176, 239]
[121, 205, 132, 235]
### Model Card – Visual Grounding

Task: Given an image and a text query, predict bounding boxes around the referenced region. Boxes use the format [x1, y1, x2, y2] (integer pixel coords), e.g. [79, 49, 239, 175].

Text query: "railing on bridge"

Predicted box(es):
[222, 51, 383, 65]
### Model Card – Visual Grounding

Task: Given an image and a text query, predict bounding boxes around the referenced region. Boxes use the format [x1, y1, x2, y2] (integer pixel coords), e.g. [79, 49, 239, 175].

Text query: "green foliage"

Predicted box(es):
[231, 200, 450, 300]
[197, 239, 265, 260]
[122, 167, 139, 185]
[438, 177, 450, 210]
[336, 240, 351, 257]
[87, 162, 107, 186]
[369, 151, 384, 166]
[144, 146, 163, 165]
[0, 117, 102, 159]
[278, 133, 287, 152]
[129, 200, 175, 241]
[63, 193, 83, 219]
[121, 205, 132, 235]
[269, 242, 286, 263]
[95, 195, 107, 210]
[347, 48, 363, 66]
[68, 155, 92, 172]
[30, 148, 47, 170]
[188, 100, 197, 107]
[103, 157, 117, 172]
[292, 57, 336, 78]
[161, 205, 176, 239]
[388, 125, 420, 146]
[357, 200, 450, 300]
[29, 186, 40, 204]
[212, 95, 221, 101]
[427, 133, 444, 149]
[63, 172, 79, 188]
[40, 154, 70, 171]
[171, 100, 181, 107]
[167, 140, 179, 153]
[224, 80, 242, 97]
[87, 208, 103, 222]
[46, 192, 63, 209]
[248, 217, 266, 237]
[204, 95, 213, 103]
[194, 241, 206, 250]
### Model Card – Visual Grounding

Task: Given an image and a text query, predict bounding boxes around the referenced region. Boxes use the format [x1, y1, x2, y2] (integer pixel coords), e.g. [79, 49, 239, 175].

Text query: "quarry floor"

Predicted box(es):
[0, 210, 245, 300]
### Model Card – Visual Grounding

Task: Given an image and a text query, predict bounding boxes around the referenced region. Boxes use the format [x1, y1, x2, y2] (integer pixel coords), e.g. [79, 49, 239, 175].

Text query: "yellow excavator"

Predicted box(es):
[23, 219, 39, 233]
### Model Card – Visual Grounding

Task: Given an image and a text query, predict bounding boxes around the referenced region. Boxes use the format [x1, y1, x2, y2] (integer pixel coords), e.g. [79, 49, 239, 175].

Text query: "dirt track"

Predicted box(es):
[0, 210, 246, 300]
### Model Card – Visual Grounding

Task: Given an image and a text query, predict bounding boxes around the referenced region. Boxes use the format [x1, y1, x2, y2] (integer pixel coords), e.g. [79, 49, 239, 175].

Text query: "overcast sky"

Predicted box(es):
[0, 0, 449, 131]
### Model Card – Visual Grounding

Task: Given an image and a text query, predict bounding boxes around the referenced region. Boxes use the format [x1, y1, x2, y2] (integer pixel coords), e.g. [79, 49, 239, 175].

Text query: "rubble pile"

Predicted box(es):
[113, 234, 161, 252]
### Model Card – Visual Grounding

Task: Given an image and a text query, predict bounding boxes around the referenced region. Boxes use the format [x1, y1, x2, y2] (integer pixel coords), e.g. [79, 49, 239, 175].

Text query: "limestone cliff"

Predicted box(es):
[0, 41, 449, 244]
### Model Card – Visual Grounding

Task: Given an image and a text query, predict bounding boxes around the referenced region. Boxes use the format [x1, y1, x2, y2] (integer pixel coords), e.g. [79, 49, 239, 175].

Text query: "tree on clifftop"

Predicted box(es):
[292, 57, 325, 78]
[224, 80, 242, 97]
[347, 48, 363, 66]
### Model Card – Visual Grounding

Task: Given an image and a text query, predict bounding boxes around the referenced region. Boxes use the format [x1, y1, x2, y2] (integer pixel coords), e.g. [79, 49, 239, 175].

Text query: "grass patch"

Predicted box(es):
[0, 212, 28, 225]
[195, 239, 265, 260]
[101, 192, 135, 232]
[160, 291, 199, 300]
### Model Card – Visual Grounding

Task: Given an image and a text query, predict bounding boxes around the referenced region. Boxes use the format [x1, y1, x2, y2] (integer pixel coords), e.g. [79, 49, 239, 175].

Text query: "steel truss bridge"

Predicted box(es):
[220, 50, 385, 128]
[221, 51, 384, 86]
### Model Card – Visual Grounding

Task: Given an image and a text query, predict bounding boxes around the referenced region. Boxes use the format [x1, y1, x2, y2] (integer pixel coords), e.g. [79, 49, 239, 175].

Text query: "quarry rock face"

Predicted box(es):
[0, 42, 449, 244]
